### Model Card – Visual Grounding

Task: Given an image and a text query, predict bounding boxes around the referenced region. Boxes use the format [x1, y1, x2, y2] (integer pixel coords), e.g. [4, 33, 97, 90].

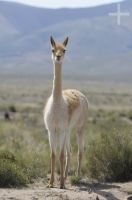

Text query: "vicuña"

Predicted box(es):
[44, 36, 88, 189]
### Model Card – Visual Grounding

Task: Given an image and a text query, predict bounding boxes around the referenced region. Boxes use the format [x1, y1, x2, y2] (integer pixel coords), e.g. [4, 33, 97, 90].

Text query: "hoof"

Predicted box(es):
[60, 185, 65, 189]
[47, 183, 54, 188]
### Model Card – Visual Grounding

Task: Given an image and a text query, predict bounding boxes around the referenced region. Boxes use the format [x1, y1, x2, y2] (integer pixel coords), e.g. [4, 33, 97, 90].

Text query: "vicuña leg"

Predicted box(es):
[59, 132, 66, 189]
[77, 128, 84, 177]
[49, 150, 56, 187]
[60, 149, 65, 189]
[64, 133, 71, 180]
[48, 132, 56, 188]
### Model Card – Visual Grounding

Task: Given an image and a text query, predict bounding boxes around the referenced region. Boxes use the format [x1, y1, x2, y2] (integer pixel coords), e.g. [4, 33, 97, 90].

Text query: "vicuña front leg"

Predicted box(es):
[64, 150, 70, 180]
[60, 149, 65, 189]
[48, 132, 56, 188]
[48, 150, 56, 188]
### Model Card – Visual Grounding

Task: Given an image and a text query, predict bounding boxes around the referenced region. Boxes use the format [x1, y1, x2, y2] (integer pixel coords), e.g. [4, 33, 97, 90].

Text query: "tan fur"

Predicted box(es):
[54, 43, 65, 50]
[63, 89, 80, 122]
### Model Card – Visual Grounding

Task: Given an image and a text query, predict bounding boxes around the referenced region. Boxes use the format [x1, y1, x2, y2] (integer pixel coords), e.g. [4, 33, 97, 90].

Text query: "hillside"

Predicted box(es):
[0, 0, 132, 81]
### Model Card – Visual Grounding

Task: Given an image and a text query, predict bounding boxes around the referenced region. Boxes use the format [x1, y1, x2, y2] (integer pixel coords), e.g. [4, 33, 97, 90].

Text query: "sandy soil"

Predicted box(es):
[0, 180, 131, 200]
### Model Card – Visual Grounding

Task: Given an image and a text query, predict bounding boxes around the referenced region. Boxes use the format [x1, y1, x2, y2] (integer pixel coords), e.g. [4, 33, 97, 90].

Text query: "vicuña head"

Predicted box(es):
[50, 36, 68, 63]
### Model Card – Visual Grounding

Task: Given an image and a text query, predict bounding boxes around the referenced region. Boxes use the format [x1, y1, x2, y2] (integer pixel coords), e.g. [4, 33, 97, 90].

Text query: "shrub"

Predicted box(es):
[0, 159, 28, 187]
[0, 150, 16, 162]
[0, 151, 29, 187]
[86, 131, 132, 182]
[128, 111, 132, 120]
[9, 105, 17, 113]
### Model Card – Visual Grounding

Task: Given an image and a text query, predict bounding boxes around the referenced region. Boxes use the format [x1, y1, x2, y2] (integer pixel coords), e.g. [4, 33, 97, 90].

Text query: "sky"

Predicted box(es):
[1, 0, 124, 8]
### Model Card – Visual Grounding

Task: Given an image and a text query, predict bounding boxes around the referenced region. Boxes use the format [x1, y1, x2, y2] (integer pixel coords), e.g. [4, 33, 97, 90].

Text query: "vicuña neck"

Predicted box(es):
[52, 62, 62, 102]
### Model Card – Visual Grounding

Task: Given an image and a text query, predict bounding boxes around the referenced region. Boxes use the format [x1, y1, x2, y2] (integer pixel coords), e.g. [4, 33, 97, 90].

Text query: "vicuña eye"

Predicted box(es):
[52, 49, 55, 53]
[63, 50, 66, 53]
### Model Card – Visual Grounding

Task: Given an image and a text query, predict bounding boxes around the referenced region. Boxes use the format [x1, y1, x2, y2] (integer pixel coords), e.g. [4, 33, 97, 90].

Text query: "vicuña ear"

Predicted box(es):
[63, 37, 69, 47]
[50, 36, 56, 47]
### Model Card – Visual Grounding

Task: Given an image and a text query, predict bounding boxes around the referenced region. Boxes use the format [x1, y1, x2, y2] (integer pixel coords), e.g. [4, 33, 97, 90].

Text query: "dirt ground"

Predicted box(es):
[0, 179, 132, 200]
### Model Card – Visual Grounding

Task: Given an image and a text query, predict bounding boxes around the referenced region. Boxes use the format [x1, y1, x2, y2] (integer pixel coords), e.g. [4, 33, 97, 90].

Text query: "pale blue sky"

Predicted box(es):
[1, 0, 123, 8]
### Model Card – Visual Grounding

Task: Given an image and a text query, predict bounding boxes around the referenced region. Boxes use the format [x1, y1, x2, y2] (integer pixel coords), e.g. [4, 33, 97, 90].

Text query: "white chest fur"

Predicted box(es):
[44, 96, 68, 133]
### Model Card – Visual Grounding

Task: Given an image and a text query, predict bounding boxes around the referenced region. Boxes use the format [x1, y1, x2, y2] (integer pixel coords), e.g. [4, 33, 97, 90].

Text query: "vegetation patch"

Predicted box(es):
[9, 105, 17, 113]
[0, 151, 29, 187]
[86, 130, 132, 182]
[70, 176, 81, 185]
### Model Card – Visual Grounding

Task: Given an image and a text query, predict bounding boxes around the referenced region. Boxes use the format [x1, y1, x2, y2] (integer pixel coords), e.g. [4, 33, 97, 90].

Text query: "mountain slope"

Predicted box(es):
[0, 0, 132, 82]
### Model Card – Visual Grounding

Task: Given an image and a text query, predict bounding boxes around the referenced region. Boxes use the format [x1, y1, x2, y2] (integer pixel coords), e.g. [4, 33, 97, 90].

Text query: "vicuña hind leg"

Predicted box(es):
[77, 128, 84, 177]
[64, 133, 71, 180]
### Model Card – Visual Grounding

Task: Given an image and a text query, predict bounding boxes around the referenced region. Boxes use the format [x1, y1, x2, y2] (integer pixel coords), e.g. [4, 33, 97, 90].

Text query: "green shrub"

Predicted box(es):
[0, 150, 16, 163]
[0, 159, 28, 187]
[0, 151, 29, 187]
[9, 105, 17, 113]
[86, 131, 132, 182]
[128, 111, 132, 120]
